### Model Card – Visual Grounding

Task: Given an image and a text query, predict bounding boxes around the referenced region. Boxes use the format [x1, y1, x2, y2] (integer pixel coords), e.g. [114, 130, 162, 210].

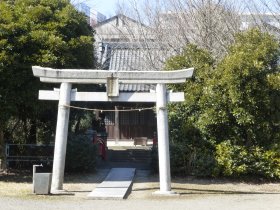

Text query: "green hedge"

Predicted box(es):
[215, 141, 280, 179]
[151, 141, 280, 180]
[151, 143, 216, 177]
[170, 143, 216, 177]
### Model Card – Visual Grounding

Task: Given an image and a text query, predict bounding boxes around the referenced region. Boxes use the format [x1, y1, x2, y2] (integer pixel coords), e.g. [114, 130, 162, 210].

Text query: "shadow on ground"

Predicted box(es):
[132, 186, 280, 195]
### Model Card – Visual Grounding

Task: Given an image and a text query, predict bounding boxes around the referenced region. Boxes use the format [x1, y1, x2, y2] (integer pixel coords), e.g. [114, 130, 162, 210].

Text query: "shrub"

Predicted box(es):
[215, 141, 280, 179]
[215, 141, 248, 176]
[170, 143, 216, 177]
[150, 146, 159, 173]
[191, 147, 216, 177]
[170, 143, 189, 176]
[247, 147, 280, 179]
[65, 133, 97, 172]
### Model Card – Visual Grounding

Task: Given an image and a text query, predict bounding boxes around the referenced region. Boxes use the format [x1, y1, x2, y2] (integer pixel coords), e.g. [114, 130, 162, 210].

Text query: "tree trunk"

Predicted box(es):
[0, 125, 6, 171]
[74, 115, 82, 134]
[28, 120, 37, 144]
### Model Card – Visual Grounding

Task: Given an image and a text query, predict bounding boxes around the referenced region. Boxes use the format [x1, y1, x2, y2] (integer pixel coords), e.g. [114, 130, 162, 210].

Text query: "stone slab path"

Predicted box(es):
[87, 168, 136, 200]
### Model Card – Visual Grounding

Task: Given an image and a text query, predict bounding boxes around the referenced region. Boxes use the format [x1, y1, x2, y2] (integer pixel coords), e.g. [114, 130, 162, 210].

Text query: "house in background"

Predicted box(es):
[94, 14, 153, 43]
[93, 12, 280, 142]
[94, 14, 173, 70]
[93, 15, 161, 142]
[73, 2, 106, 27]
[240, 13, 280, 38]
[90, 10, 107, 27]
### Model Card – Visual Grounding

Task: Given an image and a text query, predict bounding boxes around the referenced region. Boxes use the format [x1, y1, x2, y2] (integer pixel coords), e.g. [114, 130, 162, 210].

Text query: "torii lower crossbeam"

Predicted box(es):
[39, 90, 184, 102]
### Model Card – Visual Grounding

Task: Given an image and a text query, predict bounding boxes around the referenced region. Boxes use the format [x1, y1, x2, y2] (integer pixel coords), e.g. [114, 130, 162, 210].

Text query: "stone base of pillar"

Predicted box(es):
[51, 189, 74, 195]
[153, 190, 180, 196]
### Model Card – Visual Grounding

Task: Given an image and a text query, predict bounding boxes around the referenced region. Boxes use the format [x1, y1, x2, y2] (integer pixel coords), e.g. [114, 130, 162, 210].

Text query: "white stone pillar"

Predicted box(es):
[155, 83, 172, 194]
[51, 83, 72, 193]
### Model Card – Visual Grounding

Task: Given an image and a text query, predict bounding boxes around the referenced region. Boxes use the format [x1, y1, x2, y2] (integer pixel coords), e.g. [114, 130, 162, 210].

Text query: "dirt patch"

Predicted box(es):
[1, 169, 280, 200]
[130, 171, 280, 200]
[0, 169, 108, 199]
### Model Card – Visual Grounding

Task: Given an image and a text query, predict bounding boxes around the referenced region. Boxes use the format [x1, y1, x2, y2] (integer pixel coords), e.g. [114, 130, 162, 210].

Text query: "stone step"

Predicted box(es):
[108, 149, 151, 162]
[96, 160, 151, 170]
[97, 146, 153, 170]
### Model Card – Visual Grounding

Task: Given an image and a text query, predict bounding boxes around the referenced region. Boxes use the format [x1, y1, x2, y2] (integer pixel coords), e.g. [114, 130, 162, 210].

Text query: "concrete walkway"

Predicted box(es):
[87, 168, 136, 199]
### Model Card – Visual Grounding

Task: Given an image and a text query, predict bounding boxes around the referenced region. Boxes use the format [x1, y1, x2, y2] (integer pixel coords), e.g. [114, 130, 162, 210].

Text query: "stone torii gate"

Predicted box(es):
[32, 66, 194, 195]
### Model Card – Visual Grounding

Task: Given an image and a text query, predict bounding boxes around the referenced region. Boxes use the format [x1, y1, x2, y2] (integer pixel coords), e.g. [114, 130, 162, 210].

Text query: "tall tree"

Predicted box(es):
[165, 44, 214, 146]
[166, 29, 280, 147]
[165, 29, 280, 177]
[0, 0, 94, 154]
[200, 29, 280, 147]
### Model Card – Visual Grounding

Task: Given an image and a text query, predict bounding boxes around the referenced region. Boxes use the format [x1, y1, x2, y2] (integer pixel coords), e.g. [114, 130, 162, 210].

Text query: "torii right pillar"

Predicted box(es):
[155, 83, 173, 195]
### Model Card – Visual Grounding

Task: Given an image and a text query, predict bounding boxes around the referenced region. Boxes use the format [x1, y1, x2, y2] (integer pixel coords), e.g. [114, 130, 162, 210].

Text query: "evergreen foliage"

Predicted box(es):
[215, 141, 280, 179]
[166, 29, 280, 179]
[65, 133, 97, 172]
[200, 29, 280, 147]
[0, 0, 94, 144]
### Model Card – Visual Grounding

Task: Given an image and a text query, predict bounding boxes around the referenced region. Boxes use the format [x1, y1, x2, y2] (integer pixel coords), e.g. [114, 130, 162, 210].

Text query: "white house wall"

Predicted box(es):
[94, 15, 153, 43]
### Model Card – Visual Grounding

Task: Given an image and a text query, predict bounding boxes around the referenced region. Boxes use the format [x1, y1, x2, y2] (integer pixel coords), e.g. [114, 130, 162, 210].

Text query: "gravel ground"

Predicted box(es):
[1, 169, 280, 210]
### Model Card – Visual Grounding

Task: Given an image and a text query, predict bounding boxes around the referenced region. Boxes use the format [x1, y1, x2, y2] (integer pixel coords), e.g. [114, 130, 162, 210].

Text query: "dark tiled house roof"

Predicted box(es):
[98, 42, 168, 92]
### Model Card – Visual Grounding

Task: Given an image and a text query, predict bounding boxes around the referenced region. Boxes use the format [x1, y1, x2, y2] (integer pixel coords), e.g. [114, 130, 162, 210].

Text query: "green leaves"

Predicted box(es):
[213, 29, 280, 146]
[215, 141, 280, 179]
[166, 29, 280, 178]
[0, 0, 94, 143]
[65, 134, 97, 172]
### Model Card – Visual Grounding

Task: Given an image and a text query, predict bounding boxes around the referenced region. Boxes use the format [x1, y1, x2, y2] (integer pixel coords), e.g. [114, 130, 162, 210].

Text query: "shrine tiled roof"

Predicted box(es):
[99, 42, 167, 92]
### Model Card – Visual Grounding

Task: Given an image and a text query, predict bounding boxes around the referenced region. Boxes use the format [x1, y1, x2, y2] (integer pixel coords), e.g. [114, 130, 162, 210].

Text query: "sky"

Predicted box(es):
[84, 0, 120, 17]
[73, 0, 279, 18]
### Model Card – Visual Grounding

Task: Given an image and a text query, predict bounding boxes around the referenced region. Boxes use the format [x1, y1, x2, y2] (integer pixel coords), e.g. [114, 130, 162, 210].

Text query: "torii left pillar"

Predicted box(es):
[51, 83, 72, 193]
[155, 84, 172, 194]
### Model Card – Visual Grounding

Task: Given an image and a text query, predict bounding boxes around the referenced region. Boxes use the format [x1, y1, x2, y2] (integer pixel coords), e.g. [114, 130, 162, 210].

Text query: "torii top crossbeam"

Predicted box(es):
[32, 66, 194, 84]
